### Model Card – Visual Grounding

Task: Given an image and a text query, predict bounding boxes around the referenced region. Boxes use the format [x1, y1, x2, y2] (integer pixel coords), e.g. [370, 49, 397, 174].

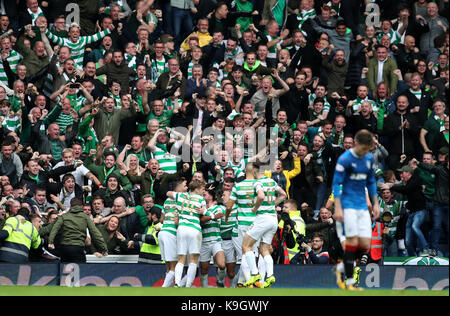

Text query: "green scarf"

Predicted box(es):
[28, 173, 40, 184]
[103, 166, 116, 185]
[156, 143, 168, 152]
[297, 8, 316, 31]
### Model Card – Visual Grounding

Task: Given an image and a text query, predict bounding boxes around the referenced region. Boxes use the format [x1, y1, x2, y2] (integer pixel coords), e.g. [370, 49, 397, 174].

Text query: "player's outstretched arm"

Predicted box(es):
[333, 197, 344, 222]
[225, 199, 235, 223]
[367, 160, 380, 220]
[370, 195, 380, 220]
[252, 189, 265, 213]
[275, 187, 287, 206]
[166, 191, 176, 200]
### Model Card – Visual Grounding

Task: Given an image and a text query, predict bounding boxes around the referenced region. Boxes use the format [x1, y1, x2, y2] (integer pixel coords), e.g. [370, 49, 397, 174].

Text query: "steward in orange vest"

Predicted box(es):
[369, 221, 385, 263]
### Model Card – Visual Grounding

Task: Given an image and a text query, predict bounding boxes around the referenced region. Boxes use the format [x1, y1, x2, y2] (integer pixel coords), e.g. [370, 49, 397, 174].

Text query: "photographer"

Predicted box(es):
[378, 187, 408, 257]
[273, 199, 305, 264]
[291, 232, 330, 265]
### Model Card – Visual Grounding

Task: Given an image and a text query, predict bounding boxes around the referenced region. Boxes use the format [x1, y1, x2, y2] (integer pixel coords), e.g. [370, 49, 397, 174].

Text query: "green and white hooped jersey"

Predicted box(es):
[153, 147, 177, 174]
[161, 197, 181, 236]
[187, 62, 195, 79]
[2, 116, 21, 133]
[409, 88, 422, 100]
[28, 7, 45, 25]
[46, 29, 111, 69]
[253, 176, 279, 217]
[151, 57, 168, 83]
[67, 94, 88, 112]
[125, 54, 137, 71]
[201, 204, 225, 243]
[378, 198, 405, 237]
[220, 205, 238, 239]
[377, 29, 401, 45]
[308, 93, 331, 112]
[175, 192, 207, 233]
[352, 97, 378, 112]
[0, 50, 22, 86]
[108, 92, 122, 109]
[265, 34, 280, 59]
[228, 158, 248, 179]
[230, 179, 257, 228]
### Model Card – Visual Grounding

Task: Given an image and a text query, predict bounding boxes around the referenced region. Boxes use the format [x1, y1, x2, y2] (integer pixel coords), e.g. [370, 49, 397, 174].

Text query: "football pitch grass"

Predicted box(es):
[0, 285, 447, 296]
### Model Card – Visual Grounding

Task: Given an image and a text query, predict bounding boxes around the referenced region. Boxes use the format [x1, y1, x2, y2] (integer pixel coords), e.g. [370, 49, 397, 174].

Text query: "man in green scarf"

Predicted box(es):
[84, 150, 132, 191]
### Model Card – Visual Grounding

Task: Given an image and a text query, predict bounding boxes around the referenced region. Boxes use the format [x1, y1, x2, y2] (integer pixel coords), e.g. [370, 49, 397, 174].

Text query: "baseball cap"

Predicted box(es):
[103, 146, 118, 158]
[397, 165, 414, 173]
[439, 146, 449, 155]
[160, 34, 174, 44]
[69, 22, 81, 29]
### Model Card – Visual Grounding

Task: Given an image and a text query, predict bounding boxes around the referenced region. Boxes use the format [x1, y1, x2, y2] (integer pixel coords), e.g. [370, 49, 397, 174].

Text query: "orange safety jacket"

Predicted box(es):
[370, 222, 383, 261]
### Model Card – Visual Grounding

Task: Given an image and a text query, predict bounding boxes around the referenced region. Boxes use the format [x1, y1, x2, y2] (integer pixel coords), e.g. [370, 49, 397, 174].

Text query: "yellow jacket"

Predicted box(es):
[180, 31, 213, 51]
[264, 157, 301, 199]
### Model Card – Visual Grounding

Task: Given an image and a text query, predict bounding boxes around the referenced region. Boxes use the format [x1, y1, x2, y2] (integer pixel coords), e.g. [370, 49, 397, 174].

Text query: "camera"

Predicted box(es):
[294, 231, 311, 246]
[280, 212, 296, 236]
[381, 211, 393, 225]
[280, 212, 311, 245]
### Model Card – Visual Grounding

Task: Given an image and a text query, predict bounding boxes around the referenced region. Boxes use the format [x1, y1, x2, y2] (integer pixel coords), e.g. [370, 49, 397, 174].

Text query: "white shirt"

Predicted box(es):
[53, 161, 91, 187]
[377, 59, 387, 85]
[193, 110, 204, 141]
[59, 189, 75, 214]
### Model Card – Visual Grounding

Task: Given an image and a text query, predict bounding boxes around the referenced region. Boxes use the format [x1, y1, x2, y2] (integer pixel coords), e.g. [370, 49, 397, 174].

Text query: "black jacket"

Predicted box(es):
[96, 60, 137, 93]
[345, 42, 367, 87]
[95, 188, 133, 208]
[418, 162, 449, 206]
[20, 165, 77, 198]
[348, 113, 379, 135]
[382, 111, 420, 156]
[390, 173, 426, 212]
[119, 212, 142, 253]
[280, 84, 309, 124]
[404, 88, 433, 127]
[288, 42, 322, 76]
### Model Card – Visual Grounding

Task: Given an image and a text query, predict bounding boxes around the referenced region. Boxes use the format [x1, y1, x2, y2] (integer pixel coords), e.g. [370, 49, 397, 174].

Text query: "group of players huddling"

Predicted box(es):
[157, 129, 377, 290]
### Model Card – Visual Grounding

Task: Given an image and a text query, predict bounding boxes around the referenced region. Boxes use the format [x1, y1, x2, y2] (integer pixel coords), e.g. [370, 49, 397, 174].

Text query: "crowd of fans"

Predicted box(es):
[0, 0, 448, 266]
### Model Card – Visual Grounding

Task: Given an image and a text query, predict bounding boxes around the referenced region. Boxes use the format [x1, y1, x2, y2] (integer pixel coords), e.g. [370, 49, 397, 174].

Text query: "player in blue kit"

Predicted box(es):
[332, 130, 380, 290]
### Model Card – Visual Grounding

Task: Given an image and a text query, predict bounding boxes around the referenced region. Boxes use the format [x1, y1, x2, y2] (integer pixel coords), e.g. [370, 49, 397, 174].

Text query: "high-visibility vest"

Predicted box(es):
[370, 222, 383, 261]
[0, 216, 41, 263]
[274, 227, 290, 264]
[278, 211, 306, 262]
[138, 222, 162, 263]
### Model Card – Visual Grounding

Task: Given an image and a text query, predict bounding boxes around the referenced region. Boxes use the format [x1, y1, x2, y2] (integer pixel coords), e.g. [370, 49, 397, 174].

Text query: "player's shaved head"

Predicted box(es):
[245, 162, 256, 174]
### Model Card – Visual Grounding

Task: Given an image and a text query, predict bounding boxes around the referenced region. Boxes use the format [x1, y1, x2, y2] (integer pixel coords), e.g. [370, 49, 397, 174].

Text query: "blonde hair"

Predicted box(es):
[124, 154, 142, 176]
